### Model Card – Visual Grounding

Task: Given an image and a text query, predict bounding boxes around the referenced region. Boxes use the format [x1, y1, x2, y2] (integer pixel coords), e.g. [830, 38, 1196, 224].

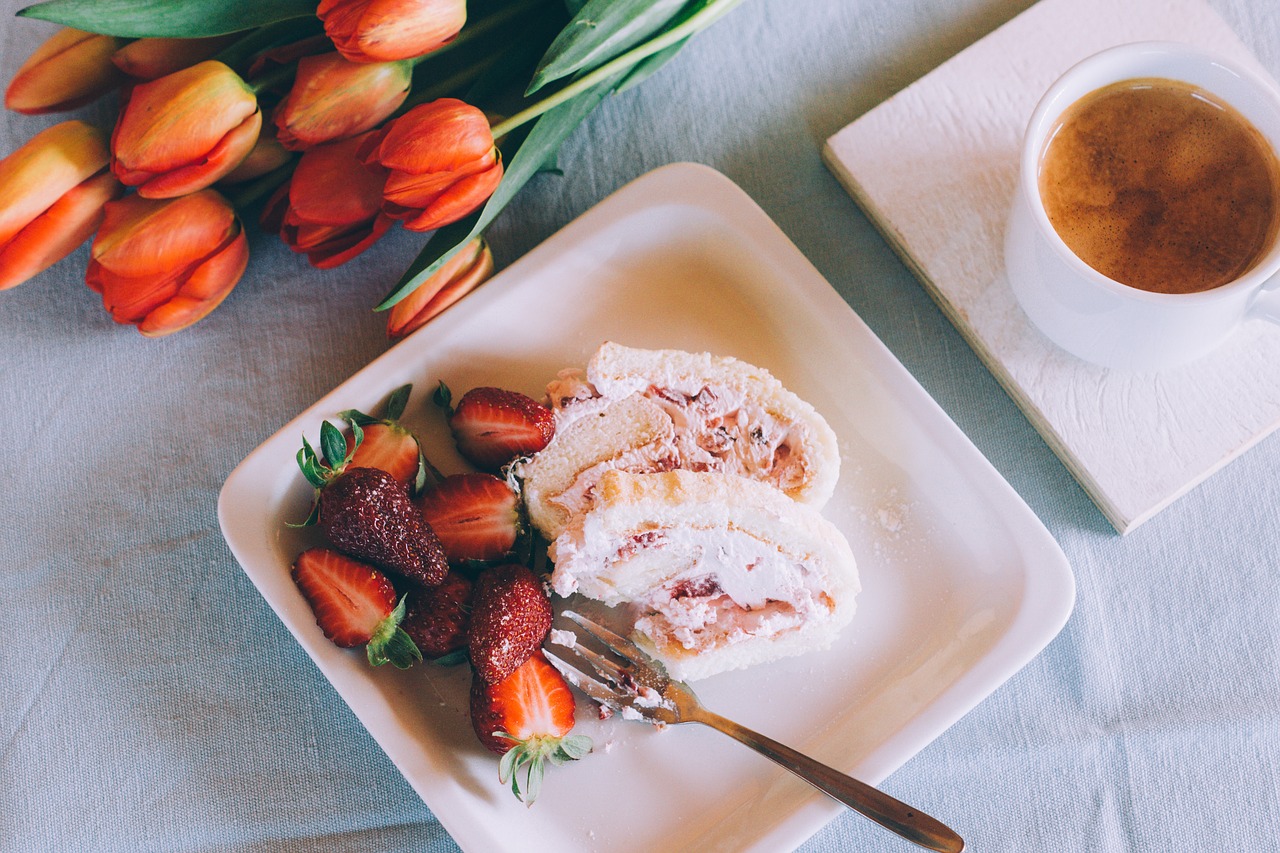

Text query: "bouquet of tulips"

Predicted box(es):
[0, 0, 745, 337]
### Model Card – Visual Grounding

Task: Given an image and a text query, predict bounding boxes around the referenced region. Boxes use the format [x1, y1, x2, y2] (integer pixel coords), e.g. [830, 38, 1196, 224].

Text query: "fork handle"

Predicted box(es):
[691, 709, 964, 852]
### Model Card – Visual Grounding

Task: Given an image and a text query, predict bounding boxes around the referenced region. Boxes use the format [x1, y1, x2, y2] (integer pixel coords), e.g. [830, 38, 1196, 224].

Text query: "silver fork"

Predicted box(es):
[545, 610, 965, 853]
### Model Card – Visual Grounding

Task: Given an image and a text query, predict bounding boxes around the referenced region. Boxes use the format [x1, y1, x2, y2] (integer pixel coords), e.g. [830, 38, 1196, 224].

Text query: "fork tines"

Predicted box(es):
[544, 611, 666, 715]
[562, 610, 649, 665]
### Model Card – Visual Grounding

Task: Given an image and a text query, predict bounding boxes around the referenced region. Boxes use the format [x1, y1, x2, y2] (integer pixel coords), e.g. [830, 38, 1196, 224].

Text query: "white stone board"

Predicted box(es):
[823, 0, 1280, 534]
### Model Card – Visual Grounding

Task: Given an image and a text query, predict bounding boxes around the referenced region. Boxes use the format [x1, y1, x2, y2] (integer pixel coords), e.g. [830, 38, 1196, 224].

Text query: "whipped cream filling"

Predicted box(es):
[632, 527, 826, 653]
[547, 372, 813, 501]
[553, 522, 829, 654]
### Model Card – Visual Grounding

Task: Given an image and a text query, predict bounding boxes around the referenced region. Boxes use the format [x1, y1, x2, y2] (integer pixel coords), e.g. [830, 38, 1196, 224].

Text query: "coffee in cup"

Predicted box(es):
[1038, 77, 1280, 295]
[1004, 42, 1280, 371]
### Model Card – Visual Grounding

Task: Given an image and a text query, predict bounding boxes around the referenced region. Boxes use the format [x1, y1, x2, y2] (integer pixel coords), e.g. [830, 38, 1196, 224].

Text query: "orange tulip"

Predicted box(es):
[273, 52, 410, 150]
[359, 98, 503, 232]
[110, 36, 238, 81]
[386, 238, 493, 339]
[318, 0, 466, 63]
[0, 121, 123, 290]
[87, 190, 249, 336]
[261, 132, 393, 268]
[5, 28, 125, 114]
[111, 60, 261, 199]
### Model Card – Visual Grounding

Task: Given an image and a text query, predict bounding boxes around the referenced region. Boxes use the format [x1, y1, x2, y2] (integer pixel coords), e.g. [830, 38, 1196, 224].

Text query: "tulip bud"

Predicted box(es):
[110, 36, 238, 81]
[318, 0, 466, 63]
[111, 60, 262, 199]
[273, 52, 410, 151]
[5, 28, 125, 114]
[359, 98, 503, 232]
[386, 238, 493, 339]
[86, 190, 249, 336]
[0, 121, 124, 290]
[261, 132, 392, 268]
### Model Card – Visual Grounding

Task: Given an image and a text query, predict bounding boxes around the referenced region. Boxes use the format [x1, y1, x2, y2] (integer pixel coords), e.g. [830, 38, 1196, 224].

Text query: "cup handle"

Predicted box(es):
[1249, 273, 1280, 325]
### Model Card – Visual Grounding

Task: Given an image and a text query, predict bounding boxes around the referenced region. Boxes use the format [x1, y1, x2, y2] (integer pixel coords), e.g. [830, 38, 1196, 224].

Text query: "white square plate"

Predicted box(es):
[218, 162, 1074, 852]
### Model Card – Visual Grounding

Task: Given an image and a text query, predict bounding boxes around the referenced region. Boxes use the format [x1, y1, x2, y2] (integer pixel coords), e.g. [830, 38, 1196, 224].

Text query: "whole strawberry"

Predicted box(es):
[416, 472, 520, 564]
[402, 571, 473, 660]
[291, 548, 422, 668]
[338, 384, 438, 494]
[436, 383, 555, 472]
[468, 563, 553, 683]
[297, 421, 448, 587]
[470, 650, 592, 803]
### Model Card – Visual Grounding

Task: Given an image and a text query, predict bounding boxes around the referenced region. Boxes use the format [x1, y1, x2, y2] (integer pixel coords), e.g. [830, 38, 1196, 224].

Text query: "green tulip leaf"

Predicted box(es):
[17, 0, 316, 37]
[527, 0, 695, 95]
[613, 34, 689, 94]
[377, 74, 623, 312]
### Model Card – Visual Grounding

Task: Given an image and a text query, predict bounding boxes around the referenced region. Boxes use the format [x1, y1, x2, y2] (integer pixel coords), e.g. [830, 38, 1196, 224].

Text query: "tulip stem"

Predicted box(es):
[488, 0, 747, 140]
[248, 63, 297, 95]
[224, 159, 297, 211]
[215, 17, 323, 72]
[401, 52, 505, 114]
[410, 0, 557, 68]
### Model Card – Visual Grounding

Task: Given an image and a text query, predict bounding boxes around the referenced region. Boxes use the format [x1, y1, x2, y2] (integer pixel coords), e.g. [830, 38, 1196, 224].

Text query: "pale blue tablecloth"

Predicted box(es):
[3, 1, 1279, 850]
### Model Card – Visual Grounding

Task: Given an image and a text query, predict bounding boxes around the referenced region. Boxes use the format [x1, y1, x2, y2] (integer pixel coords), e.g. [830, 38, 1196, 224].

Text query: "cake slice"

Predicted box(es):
[518, 342, 841, 540]
[549, 469, 859, 682]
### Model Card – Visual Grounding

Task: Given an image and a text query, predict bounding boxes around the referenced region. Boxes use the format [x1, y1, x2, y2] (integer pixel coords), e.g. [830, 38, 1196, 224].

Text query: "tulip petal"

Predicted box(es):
[376, 101, 496, 171]
[95, 264, 183, 323]
[306, 214, 393, 269]
[398, 159, 503, 231]
[93, 191, 238, 277]
[273, 52, 409, 150]
[0, 170, 122, 290]
[289, 134, 386, 224]
[321, 0, 466, 63]
[134, 109, 262, 198]
[112, 61, 258, 177]
[139, 230, 248, 336]
[0, 121, 111, 247]
[5, 29, 124, 114]
[111, 36, 237, 81]
[387, 238, 493, 339]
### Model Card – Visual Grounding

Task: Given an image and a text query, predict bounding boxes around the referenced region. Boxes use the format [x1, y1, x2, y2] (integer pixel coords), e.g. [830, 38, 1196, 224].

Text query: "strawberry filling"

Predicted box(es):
[548, 373, 813, 506]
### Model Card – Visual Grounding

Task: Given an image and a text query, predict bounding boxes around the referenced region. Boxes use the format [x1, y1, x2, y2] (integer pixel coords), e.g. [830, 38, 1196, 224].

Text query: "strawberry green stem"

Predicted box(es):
[488, 0, 747, 140]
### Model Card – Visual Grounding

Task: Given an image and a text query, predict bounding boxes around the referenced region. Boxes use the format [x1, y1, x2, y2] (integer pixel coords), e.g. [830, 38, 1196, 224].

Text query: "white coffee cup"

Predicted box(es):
[1004, 41, 1280, 371]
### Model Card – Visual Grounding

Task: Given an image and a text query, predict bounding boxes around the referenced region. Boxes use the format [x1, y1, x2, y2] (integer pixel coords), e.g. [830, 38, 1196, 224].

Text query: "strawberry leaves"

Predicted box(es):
[366, 595, 423, 669]
[294, 420, 361, 526]
[498, 730, 593, 804]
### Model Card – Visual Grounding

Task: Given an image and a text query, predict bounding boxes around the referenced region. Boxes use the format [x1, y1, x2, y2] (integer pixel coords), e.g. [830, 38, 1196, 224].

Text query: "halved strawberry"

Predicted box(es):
[468, 564, 553, 683]
[416, 473, 520, 564]
[436, 384, 555, 472]
[470, 651, 592, 803]
[290, 548, 422, 668]
[402, 571, 473, 660]
[339, 384, 436, 494]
